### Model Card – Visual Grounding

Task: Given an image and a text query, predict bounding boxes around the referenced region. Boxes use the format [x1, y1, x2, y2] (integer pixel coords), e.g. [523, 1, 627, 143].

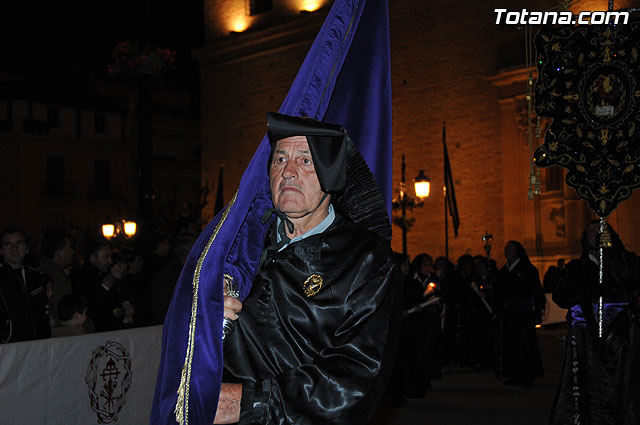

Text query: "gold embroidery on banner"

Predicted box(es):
[303, 274, 323, 297]
[175, 191, 238, 425]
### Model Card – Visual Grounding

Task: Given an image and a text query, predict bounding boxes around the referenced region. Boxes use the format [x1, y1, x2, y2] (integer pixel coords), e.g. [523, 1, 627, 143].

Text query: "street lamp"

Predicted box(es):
[392, 154, 430, 256]
[102, 224, 115, 239]
[101, 220, 137, 239]
[414, 170, 431, 198]
[123, 221, 137, 237]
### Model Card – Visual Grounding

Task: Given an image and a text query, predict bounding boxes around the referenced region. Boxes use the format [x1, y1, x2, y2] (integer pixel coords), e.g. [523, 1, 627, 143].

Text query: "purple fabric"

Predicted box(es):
[149, 0, 392, 424]
[570, 303, 628, 328]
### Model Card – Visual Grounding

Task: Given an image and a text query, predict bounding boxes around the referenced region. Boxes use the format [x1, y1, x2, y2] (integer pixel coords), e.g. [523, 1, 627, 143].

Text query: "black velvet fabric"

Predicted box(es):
[550, 238, 640, 425]
[223, 213, 401, 425]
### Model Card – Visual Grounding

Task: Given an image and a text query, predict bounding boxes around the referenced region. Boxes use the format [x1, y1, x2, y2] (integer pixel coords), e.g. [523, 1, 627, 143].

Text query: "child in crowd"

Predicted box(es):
[51, 294, 88, 337]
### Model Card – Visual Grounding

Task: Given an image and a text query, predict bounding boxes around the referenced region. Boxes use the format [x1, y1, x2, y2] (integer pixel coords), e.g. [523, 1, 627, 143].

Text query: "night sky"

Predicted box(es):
[2, 0, 203, 81]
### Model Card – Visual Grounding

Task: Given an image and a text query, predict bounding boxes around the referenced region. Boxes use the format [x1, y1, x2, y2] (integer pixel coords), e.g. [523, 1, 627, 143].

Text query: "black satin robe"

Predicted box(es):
[550, 252, 640, 425]
[223, 213, 401, 425]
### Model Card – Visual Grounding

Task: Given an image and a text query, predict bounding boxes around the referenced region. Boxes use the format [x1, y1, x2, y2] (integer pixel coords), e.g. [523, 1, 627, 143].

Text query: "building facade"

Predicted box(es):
[197, 0, 640, 273]
[0, 76, 201, 239]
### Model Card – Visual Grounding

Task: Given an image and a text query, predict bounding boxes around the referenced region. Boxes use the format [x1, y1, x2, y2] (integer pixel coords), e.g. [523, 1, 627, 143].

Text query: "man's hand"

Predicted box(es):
[224, 296, 242, 321]
[213, 383, 242, 424]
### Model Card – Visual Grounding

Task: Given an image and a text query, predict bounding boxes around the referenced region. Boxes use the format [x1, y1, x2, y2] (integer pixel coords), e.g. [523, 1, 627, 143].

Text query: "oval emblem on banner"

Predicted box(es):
[86, 340, 132, 423]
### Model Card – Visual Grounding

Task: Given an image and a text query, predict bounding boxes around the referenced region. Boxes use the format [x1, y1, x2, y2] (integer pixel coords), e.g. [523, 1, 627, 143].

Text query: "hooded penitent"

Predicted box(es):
[150, 0, 392, 423]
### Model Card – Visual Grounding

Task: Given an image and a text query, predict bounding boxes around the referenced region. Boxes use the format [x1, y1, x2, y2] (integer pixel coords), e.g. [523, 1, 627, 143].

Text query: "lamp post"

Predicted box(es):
[392, 154, 430, 256]
[102, 220, 138, 240]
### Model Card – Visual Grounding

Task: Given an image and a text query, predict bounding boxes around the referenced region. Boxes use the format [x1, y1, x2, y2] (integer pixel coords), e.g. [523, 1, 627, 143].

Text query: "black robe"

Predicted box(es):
[495, 259, 545, 383]
[223, 213, 401, 425]
[550, 250, 640, 425]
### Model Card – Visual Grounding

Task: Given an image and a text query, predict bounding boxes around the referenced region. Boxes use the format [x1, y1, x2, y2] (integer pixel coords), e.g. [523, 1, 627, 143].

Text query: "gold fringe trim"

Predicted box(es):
[175, 191, 238, 425]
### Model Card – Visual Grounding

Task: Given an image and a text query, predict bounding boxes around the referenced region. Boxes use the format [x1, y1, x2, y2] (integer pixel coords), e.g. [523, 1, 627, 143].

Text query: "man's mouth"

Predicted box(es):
[280, 185, 301, 193]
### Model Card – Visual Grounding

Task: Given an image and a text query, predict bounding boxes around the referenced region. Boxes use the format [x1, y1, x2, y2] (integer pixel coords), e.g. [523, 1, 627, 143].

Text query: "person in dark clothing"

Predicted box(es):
[387, 252, 412, 406]
[150, 236, 194, 324]
[88, 253, 135, 332]
[550, 221, 640, 425]
[138, 233, 172, 325]
[494, 240, 545, 386]
[433, 256, 466, 370]
[396, 253, 431, 398]
[410, 253, 444, 380]
[445, 254, 475, 368]
[71, 239, 112, 332]
[469, 255, 497, 371]
[543, 258, 565, 294]
[216, 113, 400, 424]
[39, 230, 74, 323]
[0, 228, 51, 342]
[71, 239, 112, 299]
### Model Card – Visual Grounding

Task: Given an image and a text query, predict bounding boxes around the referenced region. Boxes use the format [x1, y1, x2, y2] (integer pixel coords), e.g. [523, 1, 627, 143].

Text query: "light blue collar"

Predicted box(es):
[277, 204, 335, 251]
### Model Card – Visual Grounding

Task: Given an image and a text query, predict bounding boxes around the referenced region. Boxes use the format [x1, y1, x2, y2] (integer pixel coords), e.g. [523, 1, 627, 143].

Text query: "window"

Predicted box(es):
[48, 106, 60, 128]
[46, 156, 65, 196]
[94, 159, 111, 198]
[95, 112, 106, 134]
[546, 166, 564, 192]
[249, 0, 273, 15]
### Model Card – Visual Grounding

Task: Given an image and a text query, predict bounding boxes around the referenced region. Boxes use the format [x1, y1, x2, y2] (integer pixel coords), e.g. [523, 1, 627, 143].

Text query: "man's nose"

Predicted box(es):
[282, 160, 298, 179]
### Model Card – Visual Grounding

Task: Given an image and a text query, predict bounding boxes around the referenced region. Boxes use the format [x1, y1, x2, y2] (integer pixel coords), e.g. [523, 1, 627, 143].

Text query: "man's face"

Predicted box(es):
[504, 242, 518, 262]
[1, 232, 27, 269]
[155, 239, 171, 257]
[270, 136, 326, 218]
[586, 223, 599, 250]
[421, 258, 434, 276]
[90, 246, 113, 273]
[56, 238, 74, 268]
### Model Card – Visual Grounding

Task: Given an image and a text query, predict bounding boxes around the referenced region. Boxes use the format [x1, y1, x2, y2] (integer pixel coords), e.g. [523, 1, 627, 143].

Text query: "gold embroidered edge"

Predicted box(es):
[174, 190, 238, 425]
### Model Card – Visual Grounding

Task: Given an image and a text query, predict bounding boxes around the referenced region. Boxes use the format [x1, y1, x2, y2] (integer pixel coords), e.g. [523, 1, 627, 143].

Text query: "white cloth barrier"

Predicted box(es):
[0, 325, 163, 425]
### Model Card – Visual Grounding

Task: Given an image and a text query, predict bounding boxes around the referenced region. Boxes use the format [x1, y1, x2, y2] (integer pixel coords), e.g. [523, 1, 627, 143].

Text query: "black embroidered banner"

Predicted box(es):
[534, 23, 640, 217]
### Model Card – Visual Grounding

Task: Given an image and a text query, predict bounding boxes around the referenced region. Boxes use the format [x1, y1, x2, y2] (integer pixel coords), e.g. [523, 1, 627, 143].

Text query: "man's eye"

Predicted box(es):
[276, 157, 286, 163]
[302, 158, 312, 165]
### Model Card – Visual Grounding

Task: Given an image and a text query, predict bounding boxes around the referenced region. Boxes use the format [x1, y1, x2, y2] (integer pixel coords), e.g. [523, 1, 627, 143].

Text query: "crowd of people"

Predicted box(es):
[3, 218, 640, 423]
[388, 240, 547, 406]
[387, 222, 640, 424]
[0, 226, 195, 343]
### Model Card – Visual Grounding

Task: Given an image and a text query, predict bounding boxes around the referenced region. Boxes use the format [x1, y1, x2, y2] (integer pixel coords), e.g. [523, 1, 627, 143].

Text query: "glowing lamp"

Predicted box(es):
[123, 221, 137, 237]
[413, 170, 431, 199]
[301, 1, 321, 12]
[102, 224, 115, 239]
[230, 18, 249, 33]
